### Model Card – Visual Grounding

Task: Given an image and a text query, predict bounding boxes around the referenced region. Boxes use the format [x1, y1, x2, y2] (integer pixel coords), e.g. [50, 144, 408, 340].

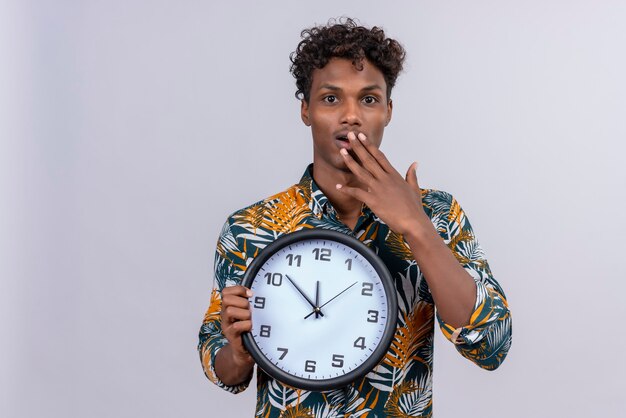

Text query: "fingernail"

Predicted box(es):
[347, 132, 355, 140]
[246, 289, 253, 297]
[336, 184, 342, 189]
[358, 133, 366, 141]
[340, 148, 348, 156]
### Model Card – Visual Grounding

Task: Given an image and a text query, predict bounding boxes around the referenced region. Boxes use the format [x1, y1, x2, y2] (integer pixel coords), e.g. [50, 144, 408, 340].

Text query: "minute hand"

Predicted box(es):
[285, 275, 324, 317]
[304, 281, 358, 319]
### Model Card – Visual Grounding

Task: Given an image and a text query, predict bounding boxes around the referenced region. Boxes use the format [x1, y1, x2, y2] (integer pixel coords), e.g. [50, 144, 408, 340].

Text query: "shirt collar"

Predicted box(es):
[298, 164, 327, 218]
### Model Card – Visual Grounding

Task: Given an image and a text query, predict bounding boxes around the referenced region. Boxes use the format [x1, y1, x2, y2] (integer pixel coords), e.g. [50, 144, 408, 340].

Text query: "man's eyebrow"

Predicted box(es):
[361, 84, 384, 92]
[316, 84, 384, 92]
[317, 84, 341, 91]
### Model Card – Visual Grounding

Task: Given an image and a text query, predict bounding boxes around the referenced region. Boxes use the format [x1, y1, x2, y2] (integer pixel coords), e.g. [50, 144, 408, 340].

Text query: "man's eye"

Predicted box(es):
[323, 95, 337, 103]
[363, 96, 378, 104]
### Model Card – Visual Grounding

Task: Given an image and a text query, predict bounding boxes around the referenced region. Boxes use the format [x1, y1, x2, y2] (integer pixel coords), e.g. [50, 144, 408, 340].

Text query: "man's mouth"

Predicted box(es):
[335, 132, 353, 149]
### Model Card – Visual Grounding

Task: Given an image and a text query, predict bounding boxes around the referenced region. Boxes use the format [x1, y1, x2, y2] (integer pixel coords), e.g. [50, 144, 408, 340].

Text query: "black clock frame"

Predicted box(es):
[241, 228, 398, 391]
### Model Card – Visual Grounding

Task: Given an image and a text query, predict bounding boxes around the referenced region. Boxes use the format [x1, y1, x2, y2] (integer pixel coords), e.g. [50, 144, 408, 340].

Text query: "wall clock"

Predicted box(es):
[241, 228, 397, 391]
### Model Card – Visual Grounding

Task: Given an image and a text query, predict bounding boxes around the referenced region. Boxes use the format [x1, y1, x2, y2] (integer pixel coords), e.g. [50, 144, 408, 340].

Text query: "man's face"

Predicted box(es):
[301, 58, 393, 174]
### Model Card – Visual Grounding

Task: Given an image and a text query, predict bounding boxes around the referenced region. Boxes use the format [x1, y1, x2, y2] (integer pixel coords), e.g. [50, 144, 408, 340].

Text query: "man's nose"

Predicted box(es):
[340, 100, 362, 126]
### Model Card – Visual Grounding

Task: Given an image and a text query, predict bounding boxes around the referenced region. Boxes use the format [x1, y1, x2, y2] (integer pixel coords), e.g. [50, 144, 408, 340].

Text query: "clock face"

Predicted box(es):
[242, 229, 397, 391]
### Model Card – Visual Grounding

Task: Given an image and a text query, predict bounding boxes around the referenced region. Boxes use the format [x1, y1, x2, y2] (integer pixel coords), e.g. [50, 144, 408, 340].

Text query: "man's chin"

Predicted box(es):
[312, 154, 360, 175]
[348, 149, 363, 165]
[338, 164, 352, 174]
[336, 151, 362, 172]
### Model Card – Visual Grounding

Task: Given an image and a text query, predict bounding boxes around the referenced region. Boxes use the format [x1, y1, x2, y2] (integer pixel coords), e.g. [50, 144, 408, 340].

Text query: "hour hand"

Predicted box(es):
[285, 275, 324, 317]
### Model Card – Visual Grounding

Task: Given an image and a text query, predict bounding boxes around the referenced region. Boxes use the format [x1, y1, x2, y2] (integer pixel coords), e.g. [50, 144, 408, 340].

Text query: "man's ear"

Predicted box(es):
[301, 100, 311, 126]
[385, 99, 393, 126]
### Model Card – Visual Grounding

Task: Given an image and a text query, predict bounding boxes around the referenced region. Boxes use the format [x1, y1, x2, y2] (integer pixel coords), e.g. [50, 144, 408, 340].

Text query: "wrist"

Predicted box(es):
[224, 341, 254, 367]
[215, 343, 255, 385]
[232, 349, 255, 369]
[402, 217, 440, 250]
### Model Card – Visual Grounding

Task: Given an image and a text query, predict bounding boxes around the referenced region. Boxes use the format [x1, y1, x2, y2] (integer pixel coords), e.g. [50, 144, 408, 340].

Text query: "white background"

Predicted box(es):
[2, 1, 625, 417]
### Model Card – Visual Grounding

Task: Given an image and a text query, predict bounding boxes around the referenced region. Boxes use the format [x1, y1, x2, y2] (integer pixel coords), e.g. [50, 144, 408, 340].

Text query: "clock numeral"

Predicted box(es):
[361, 282, 374, 296]
[331, 354, 344, 368]
[312, 248, 331, 261]
[305, 360, 316, 373]
[367, 309, 379, 323]
[264, 272, 283, 286]
[259, 325, 271, 338]
[353, 336, 366, 350]
[253, 296, 266, 309]
[345, 258, 352, 271]
[277, 347, 288, 360]
[286, 254, 301, 267]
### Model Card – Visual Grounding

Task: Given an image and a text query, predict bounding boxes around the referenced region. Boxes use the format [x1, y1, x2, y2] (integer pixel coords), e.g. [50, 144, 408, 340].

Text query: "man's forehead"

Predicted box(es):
[310, 58, 386, 90]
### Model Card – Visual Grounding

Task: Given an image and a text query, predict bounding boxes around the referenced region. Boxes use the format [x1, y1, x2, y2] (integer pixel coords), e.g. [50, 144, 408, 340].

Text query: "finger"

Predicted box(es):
[222, 285, 252, 298]
[405, 161, 420, 193]
[335, 183, 370, 204]
[222, 293, 253, 310]
[356, 132, 396, 174]
[339, 147, 374, 184]
[222, 306, 252, 323]
[348, 132, 385, 178]
[224, 320, 252, 341]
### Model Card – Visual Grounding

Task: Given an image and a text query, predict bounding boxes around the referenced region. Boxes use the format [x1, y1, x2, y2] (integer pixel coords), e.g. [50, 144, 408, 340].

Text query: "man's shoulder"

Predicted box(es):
[420, 187, 456, 215]
[223, 181, 312, 232]
[229, 183, 307, 217]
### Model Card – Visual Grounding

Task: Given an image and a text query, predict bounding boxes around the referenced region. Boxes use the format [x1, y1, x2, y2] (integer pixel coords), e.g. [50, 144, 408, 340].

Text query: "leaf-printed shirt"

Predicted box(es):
[199, 165, 512, 417]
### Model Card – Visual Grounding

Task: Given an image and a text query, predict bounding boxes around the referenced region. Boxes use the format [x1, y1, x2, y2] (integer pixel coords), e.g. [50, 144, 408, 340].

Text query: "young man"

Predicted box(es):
[199, 19, 511, 417]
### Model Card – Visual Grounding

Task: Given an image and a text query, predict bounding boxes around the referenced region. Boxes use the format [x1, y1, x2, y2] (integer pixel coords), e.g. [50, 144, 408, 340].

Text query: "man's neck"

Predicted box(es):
[311, 162, 364, 229]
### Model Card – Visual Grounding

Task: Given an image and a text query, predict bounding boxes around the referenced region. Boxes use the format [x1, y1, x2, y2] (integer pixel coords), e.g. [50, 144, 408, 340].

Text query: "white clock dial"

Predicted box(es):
[243, 230, 396, 390]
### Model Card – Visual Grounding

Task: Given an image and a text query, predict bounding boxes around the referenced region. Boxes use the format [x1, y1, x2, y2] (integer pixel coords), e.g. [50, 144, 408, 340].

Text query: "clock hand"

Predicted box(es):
[285, 275, 324, 318]
[315, 280, 321, 319]
[304, 281, 358, 319]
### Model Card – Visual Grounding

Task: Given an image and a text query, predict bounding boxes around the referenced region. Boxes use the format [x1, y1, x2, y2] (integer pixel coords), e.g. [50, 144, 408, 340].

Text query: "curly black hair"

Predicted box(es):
[290, 18, 406, 102]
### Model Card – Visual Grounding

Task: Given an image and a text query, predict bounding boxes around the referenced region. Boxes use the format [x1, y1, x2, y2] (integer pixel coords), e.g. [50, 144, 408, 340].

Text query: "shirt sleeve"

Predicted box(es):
[198, 220, 252, 393]
[436, 196, 512, 370]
